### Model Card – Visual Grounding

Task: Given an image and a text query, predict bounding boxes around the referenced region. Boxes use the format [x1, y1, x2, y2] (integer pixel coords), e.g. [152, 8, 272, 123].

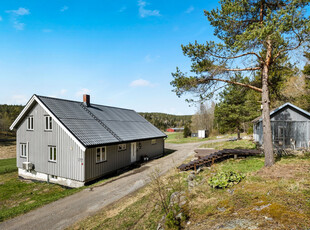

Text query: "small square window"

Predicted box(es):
[151, 139, 157, 145]
[118, 144, 127, 151]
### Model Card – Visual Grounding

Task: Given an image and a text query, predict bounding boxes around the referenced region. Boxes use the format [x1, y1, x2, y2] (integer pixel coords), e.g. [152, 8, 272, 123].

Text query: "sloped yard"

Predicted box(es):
[68, 148, 310, 229]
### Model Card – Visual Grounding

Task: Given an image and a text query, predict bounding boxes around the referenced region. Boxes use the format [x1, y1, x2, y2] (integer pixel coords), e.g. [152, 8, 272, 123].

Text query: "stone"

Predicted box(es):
[187, 173, 196, 181]
[254, 203, 271, 211]
[188, 180, 197, 188]
[217, 207, 226, 212]
[196, 167, 203, 174]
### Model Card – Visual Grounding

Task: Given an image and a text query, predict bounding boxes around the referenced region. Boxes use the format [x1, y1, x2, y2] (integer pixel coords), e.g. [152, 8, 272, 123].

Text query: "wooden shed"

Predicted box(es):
[253, 103, 310, 149]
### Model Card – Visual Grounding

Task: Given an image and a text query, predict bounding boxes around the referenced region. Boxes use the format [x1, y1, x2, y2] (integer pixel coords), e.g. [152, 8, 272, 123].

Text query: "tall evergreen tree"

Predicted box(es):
[214, 75, 260, 139]
[171, 0, 310, 166]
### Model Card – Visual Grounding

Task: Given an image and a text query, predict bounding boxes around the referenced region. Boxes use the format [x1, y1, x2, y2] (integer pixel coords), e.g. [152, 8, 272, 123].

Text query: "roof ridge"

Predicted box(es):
[36, 94, 135, 112]
[80, 103, 123, 142]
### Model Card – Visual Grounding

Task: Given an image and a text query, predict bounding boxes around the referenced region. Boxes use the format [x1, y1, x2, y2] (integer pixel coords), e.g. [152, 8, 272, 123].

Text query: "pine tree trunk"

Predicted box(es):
[237, 128, 241, 140]
[262, 40, 275, 166]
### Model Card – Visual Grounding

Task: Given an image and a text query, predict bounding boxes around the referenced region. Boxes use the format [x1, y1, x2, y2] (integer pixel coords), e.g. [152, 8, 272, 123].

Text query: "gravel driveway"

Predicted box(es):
[0, 139, 227, 230]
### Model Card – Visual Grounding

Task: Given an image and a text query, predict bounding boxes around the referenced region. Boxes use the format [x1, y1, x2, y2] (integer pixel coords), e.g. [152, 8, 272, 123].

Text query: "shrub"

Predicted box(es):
[208, 171, 245, 189]
[183, 125, 191, 138]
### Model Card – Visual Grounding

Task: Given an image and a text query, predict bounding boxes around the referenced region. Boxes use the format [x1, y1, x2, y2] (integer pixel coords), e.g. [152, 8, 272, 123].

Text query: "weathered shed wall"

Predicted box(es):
[253, 105, 310, 149]
[16, 102, 85, 181]
[85, 138, 164, 181]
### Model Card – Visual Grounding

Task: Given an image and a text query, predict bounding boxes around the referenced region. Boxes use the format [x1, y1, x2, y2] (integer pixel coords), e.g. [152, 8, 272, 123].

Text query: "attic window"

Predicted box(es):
[27, 116, 33, 130]
[118, 144, 127, 151]
[45, 116, 52, 130]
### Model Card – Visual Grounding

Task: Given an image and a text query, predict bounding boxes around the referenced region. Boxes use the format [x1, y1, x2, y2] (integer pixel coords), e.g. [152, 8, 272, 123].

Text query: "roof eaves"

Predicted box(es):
[10, 94, 36, 130]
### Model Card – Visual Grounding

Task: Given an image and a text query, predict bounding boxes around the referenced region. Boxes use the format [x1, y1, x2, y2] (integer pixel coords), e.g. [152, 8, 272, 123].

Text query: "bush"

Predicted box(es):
[183, 125, 191, 138]
[208, 171, 245, 189]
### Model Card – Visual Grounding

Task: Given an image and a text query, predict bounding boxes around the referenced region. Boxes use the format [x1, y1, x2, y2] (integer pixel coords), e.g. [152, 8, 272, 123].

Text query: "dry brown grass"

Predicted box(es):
[68, 155, 310, 230]
[0, 144, 16, 159]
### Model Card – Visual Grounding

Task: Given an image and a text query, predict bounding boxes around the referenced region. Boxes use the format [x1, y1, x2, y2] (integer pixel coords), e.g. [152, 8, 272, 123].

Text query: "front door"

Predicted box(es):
[131, 142, 137, 163]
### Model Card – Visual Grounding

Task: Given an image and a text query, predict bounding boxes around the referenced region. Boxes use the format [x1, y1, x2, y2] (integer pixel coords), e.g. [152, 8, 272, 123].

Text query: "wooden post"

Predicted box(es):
[234, 154, 237, 159]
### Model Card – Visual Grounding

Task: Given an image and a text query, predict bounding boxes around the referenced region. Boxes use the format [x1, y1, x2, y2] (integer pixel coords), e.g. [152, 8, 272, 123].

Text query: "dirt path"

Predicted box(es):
[0, 139, 227, 230]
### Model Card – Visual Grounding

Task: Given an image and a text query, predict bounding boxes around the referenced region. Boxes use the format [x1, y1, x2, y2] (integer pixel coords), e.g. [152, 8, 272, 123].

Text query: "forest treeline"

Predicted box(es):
[139, 113, 191, 131]
[0, 106, 191, 134]
[0, 105, 24, 134]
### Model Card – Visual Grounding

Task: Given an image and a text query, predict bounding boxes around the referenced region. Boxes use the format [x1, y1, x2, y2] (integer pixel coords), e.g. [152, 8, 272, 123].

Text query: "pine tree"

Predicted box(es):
[171, 1, 310, 166]
[214, 75, 260, 139]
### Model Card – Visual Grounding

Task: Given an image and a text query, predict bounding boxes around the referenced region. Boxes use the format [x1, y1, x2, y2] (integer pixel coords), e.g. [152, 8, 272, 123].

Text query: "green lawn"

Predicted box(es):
[0, 158, 17, 175]
[165, 132, 249, 144]
[199, 139, 256, 150]
[0, 158, 82, 222]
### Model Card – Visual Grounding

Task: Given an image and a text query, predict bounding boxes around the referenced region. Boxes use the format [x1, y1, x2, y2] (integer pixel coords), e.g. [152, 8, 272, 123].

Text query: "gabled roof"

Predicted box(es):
[10, 95, 166, 149]
[252, 102, 310, 123]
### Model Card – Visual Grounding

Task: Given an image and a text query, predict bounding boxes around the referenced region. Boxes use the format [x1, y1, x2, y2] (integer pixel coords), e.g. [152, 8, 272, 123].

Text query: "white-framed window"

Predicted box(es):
[27, 116, 33, 130]
[118, 144, 127, 151]
[20, 143, 27, 157]
[48, 146, 57, 162]
[45, 116, 53, 131]
[96, 147, 106, 163]
[151, 139, 157, 145]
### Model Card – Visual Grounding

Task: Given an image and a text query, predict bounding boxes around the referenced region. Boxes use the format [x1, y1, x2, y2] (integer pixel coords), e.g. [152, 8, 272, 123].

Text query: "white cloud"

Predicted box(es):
[10, 95, 28, 105]
[6, 7, 30, 30]
[138, 0, 160, 18]
[42, 29, 53, 33]
[130, 79, 154, 87]
[6, 8, 30, 16]
[60, 6, 69, 12]
[119, 5, 127, 13]
[76, 88, 90, 98]
[185, 6, 194, 14]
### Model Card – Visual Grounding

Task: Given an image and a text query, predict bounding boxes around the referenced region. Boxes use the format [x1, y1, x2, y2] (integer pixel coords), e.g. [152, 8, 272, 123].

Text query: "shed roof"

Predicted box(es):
[252, 102, 310, 123]
[11, 95, 166, 148]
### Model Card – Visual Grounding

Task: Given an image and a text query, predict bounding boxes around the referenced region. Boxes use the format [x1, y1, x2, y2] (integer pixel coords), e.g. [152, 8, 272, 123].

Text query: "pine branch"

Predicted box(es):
[198, 77, 263, 92]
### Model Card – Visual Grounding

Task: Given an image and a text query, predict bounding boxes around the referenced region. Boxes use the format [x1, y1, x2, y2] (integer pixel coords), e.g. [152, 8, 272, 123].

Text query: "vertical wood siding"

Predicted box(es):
[16, 102, 85, 181]
[85, 138, 164, 181]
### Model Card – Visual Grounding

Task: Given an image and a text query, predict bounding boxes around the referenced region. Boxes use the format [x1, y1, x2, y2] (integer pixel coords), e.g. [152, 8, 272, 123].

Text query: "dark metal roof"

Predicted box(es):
[36, 95, 166, 147]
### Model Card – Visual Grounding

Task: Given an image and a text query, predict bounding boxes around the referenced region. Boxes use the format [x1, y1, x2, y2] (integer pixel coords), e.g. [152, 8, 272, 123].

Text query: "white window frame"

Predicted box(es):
[118, 144, 127, 151]
[48, 146, 57, 162]
[96, 147, 107, 163]
[45, 115, 53, 131]
[20, 143, 27, 157]
[27, 116, 34, 130]
[151, 139, 157, 145]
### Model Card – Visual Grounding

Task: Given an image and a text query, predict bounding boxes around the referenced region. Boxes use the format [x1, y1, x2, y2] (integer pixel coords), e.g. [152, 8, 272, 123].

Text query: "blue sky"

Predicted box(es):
[0, 0, 219, 115]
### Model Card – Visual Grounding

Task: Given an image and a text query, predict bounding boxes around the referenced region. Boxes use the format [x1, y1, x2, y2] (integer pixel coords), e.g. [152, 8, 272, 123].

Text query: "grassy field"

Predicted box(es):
[0, 158, 17, 175]
[0, 158, 82, 222]
[165, 132, 238, 144]
[69, 153, 310, 229]
[200, 139, 256, 150]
